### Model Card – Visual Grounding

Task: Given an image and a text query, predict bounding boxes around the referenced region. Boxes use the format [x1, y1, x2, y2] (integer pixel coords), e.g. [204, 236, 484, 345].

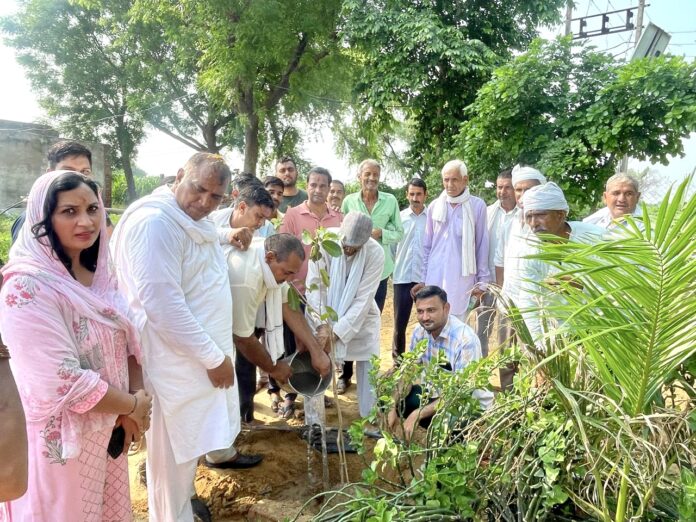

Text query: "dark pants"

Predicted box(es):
[268, 304, 303, 401]
[236, 349, 257, 423]
[340, 277, 389, 384]
[475, 292, 496, 358]
[397, 384, 435, 429]
[497, 314, 519, 391]
[392, 282, 416, 363]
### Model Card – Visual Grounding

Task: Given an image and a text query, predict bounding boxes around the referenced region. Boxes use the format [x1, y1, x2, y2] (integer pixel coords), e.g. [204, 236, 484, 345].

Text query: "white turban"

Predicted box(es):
[511, 164, 546, 188]
[521, 182, 569, 213]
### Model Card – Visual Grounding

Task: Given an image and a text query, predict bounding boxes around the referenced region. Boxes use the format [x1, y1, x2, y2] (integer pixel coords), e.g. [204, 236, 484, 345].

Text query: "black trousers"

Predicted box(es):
[340, 277, 389, 383]
[392, 282, 416, 363]
[236, 349, 257, 423]
[267, 311, 301, 401]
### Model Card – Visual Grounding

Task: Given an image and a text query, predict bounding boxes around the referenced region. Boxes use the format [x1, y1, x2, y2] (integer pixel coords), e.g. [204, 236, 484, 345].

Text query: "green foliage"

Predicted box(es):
[0, 215, 13, 265]
[299, 178, 696, 522]
[458, 37, 696, 213]
[340, 0, 564, 183]
[133, 0, 352, 173]
[110, 171, 163, 207]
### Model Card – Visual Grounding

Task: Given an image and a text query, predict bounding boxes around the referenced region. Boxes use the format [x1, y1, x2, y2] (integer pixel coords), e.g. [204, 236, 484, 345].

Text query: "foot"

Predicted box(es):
[324, 395, 334, 408]
[270, 393, 281, 413]
[278, 397, 295, 419]
[336, 379, 351, 395]
[255, 379, 268, 394]
[191, 498, 211, 522]
[204, 452, 263, 469]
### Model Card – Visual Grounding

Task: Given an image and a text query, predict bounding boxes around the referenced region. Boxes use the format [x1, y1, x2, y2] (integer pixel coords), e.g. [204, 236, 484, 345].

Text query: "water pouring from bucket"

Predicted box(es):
[281, 351, 332, 397]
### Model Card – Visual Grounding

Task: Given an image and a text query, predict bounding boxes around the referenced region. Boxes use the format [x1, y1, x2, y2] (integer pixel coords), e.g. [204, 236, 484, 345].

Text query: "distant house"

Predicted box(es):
[0, 119, 111, 212]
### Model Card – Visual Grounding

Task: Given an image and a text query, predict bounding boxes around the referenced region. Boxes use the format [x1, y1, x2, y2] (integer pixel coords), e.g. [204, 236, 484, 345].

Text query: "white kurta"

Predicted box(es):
[487, 202, 519, 284]
[583, 206, 644, 231]
[111, 187, 240, 464]
[518, 221, 605, 343]
[305, 238, 383, 361]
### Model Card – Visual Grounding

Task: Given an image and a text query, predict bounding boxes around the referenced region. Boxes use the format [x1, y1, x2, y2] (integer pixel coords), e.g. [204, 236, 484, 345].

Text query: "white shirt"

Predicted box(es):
[495, 214, 534, 304]
[393, 206, 428, 284]
[518, 221, 605, 343]
[486, 202, 519, 283]
[111, 187, 240, 463]
[306, 238, 383, 361]
[583, 206, 644, 231]
[223, 237, 288, 338]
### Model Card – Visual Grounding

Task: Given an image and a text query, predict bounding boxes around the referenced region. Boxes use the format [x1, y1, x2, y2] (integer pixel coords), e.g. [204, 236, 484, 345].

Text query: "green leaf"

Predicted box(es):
[322, 239, 342, 257]
[324, 306, 339, 322]
[320, 267, 330, 288]
[287, 285, 301, 311]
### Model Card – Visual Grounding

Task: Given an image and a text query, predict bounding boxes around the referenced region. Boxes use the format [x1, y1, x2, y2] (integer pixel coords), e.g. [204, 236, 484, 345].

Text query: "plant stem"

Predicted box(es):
[615, 457, 631, 522]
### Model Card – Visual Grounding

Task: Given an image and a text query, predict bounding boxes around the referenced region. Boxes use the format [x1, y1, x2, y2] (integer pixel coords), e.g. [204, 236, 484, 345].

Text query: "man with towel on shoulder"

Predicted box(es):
[306, 212, 385, 417]
[223, 233, 331, 425]
[412, 160, 490, 322]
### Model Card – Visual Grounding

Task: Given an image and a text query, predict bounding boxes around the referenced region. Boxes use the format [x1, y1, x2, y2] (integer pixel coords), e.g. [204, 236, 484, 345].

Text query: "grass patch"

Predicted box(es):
[0, 215, 14, 264]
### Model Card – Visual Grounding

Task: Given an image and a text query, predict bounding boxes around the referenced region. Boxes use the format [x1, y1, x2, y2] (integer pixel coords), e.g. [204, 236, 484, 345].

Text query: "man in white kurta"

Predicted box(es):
[477, 169, 517, 357]
[583, 172, 644, 232]
[493, 165, 545, 390]
[111, 153, 240, 521]
[518, 183, 605, 344]
[306, 212, 385, 417]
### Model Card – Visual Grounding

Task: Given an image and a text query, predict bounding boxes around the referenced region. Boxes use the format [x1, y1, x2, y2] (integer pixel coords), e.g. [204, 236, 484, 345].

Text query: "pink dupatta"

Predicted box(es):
[1, 170, 141, 458]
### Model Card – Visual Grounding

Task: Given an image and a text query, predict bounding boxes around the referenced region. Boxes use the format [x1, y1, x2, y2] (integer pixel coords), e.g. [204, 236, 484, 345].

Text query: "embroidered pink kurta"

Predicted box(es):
[0, 170, 141, 522]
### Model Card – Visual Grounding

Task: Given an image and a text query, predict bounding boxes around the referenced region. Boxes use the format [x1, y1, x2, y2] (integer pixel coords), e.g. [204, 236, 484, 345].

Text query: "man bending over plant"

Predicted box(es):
[386, 285, 493, 441]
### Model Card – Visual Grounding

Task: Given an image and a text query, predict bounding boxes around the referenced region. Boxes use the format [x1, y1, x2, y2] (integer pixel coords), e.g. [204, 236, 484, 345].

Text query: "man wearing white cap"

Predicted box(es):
[306, 212, 385, 417]
[413, 160, 490, 322]
[493, 164, 546, 390]
[583, 173, 644, 231]
[518, 183, 604, 343]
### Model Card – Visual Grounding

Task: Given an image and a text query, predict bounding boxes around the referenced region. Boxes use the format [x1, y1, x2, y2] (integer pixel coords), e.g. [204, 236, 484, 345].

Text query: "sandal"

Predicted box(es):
[278, 397, 296, 419]
[270, 394, 281, 414]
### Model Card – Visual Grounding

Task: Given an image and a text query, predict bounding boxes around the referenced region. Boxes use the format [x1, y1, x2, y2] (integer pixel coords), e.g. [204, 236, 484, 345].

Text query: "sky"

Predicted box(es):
[0, 0, 694, 195]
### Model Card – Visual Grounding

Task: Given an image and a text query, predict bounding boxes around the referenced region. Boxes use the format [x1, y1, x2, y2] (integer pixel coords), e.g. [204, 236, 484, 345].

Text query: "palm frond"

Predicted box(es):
[527, 174, 696, 416]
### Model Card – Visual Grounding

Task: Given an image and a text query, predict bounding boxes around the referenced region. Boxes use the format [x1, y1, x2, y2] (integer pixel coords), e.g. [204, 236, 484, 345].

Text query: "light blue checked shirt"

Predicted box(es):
[409, 315, 493, 409]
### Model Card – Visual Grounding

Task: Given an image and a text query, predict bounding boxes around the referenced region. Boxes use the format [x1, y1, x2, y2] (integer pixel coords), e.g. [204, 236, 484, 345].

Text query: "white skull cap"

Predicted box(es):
[340, 211, 373, 247]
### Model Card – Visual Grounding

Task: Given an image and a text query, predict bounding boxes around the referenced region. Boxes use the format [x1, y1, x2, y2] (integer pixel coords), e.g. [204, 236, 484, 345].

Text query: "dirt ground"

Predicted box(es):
[129, 287, 498, 521]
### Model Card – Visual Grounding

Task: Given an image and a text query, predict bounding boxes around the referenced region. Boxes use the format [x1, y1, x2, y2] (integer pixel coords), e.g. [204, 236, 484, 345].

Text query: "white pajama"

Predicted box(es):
[146, 395, 197, 522]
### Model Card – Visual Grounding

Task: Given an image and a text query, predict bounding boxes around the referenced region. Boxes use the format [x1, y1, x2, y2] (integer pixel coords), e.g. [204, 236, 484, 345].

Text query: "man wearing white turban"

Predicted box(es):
[493, 164, 546, 389]
[517, 183, 604, 343]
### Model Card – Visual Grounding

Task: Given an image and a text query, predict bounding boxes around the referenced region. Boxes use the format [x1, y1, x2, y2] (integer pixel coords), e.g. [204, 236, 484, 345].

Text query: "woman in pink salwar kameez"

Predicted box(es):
[0, 170, 152, 522]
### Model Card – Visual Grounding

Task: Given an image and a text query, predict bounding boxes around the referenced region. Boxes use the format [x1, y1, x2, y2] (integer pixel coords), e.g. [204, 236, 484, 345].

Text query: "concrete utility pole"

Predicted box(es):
[621, 0, 647, 173]
[635, 0, 646, 44]
[565, 1, 573, 37]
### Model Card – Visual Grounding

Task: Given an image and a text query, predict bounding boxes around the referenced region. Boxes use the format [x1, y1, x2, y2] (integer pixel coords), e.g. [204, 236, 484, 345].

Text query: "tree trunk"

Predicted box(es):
[115, 116, 137, 203]
[202, 123, 221, 154]
[243, 112, 260, 175]
[122, 154, 137, 203]
[102, 144, 112, 208]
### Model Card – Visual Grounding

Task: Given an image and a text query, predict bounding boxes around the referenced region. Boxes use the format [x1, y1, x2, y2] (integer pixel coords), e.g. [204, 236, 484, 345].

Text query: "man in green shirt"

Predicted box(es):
[276, 156, 307, 212]
[339, 159, 403, 392]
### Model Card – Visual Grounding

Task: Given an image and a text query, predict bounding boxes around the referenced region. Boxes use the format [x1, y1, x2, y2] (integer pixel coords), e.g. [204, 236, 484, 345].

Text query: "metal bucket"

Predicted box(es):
[280, 351, 332, 397]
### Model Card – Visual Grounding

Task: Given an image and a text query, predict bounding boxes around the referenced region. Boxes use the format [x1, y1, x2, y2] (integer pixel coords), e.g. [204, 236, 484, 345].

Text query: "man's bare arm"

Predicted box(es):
[233, 334, 292, 382]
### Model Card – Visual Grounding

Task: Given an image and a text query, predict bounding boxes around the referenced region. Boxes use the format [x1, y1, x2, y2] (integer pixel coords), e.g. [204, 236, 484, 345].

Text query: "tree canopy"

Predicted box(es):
[457, 37, 696, 212]
[340, 0, 565, 184]
[2, 0, 144, 201]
